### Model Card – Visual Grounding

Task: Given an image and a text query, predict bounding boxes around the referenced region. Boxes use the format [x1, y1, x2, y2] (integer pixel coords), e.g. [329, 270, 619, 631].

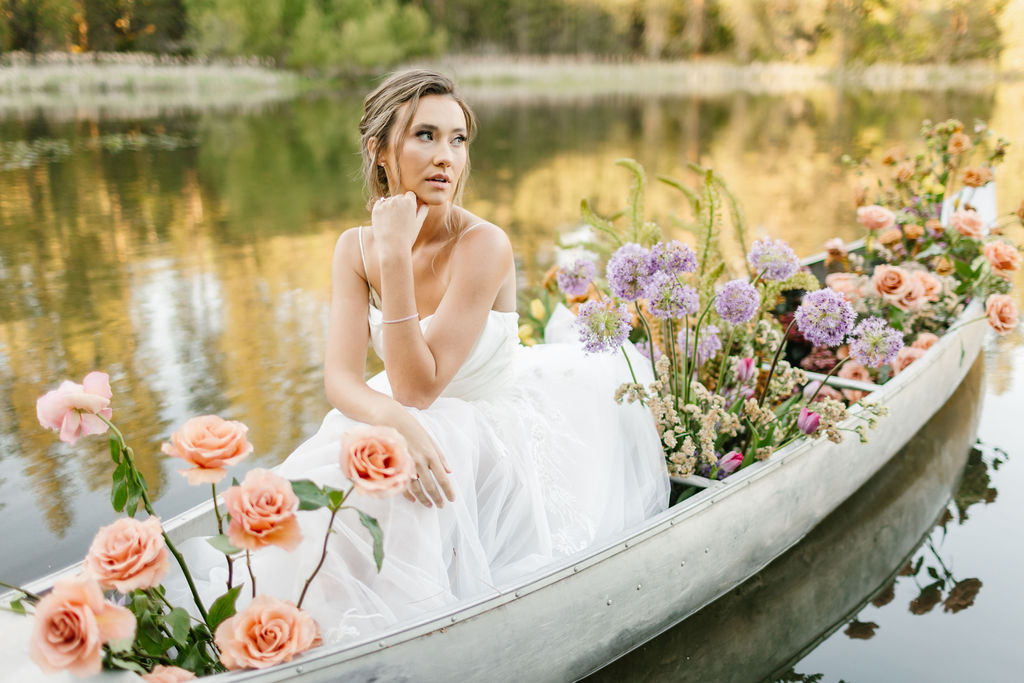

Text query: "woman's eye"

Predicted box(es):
[416, 130, 433, 141]
[452, 135, 467, 146]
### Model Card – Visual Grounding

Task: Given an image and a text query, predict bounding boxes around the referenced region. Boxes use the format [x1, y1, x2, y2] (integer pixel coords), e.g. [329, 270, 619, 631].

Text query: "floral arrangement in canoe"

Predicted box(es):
[2, 374, 414, 679]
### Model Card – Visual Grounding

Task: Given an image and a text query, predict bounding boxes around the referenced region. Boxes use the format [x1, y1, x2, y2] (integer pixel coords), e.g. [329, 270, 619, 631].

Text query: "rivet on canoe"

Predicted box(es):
[624, 541, 630, 548]
[296, 666, 304, 674]
[606, 599, 613, 606]
[378, 642, 386, 648]
[450, 616, 457, 623]
[514, 591, 521, 598]
[680, 560, 686, 567]
[573, 566, 579, 573]
[670, 519, 676, 526]
[704, 547, 710, 554]
[636, 584, 642, 591]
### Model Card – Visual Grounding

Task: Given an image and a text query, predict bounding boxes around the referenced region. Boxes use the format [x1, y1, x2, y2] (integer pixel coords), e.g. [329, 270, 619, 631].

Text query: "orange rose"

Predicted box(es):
[985, 294, 1019, 335]
[950, 209, 986, 239]
[162, 415, 253, 485]
[895, 275, 926, 312]
[85, 516, 169, 593]
[143, 665, 197, 682]
[914, 270, 943, 302]
[222, 468, 302, 551]
[825, 272, 863, 303]
[878, 227, 903, 246]
[894, 161, 915, 183]
[912, 333, 940, 350]
[947, 132, 971, 154]
[214, 595, 321, 670]
[540, 264, 560, 293]
[903, 223, 924, 240]
[340, 425, 415, 497]
[962, 166, 993, 188]
[29, 576, 136, 677]
[857, 204, 896, 231]
[892, 346, 926, 374]
[853, 185, 868, 207]
[871, 265, 913, 302]
[983, 241, 1021, 277]
[838, 361, 871, 402]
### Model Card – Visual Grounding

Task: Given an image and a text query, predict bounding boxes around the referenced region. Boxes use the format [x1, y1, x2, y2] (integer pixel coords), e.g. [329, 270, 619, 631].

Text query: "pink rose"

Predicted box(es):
[803, 380, 843, 403]
[214, 595, 321, 670]
[912, 333, 940, 350]
[36, 371, 113, 445]
[143, 665, 197, 682]
[161, 415, 253, 485]
[983, 241, 1021, 277]
[914, 271, 943, 302]
[839, 361, 872, 402]
[892, 346, 926, 374]
[951, 209, 986, 239]
[85, 516, 170, 593]
[824, 238, 847, 258]
[29, 576, 136, 677]
[222, 468, 302, 551]
[871, 265, 913, 302]
[985, 294, 1019, 335]
[857, 205, 896, 231]
[894, 274, 926, 312]
[825, 272, 864, 303]
[340, 425, 415, 497]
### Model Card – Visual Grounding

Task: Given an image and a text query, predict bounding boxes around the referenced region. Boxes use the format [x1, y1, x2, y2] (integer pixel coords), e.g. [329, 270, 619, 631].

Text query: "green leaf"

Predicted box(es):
[108, 656, 147, 674]
[10, 598, 25, 615]
[207, 584, 243, 631]
[232, 476, 240, 487]
[291, 479, 330, 510]
[110, 460, 129, 512]
[358, 511, 385, 572]
[927, 566, 941, 580]
[580, 199, 623, 246]
[954, 258, 973, 280]
[178, 646, 202, 671]
[109, 438, 121, 464]
[207, 534, 242, 556]
[166, 607, 191, 647]
[326, 488, 346, 510]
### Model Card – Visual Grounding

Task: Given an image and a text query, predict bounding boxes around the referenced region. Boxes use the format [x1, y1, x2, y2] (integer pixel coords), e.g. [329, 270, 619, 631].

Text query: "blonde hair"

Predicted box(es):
[359, 70, 477, 214]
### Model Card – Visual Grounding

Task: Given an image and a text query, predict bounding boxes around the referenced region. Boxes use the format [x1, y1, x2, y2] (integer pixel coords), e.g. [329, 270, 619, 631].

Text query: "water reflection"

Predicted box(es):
[585, 354, 985, 683]
[0, 85, 1021, 589]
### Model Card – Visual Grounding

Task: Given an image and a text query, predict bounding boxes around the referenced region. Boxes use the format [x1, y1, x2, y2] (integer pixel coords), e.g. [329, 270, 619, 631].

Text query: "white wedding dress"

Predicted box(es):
[167, 260, 670, 644]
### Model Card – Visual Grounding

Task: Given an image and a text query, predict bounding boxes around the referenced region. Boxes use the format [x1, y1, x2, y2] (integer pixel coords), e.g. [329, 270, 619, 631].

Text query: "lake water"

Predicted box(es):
[1, 80, 1022, 681]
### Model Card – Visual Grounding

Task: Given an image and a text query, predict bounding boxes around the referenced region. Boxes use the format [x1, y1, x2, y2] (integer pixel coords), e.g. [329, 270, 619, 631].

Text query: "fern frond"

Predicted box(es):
[657, 175, 700, 217]
[580, 199, 624, 247]
[615, 158, 647, 243]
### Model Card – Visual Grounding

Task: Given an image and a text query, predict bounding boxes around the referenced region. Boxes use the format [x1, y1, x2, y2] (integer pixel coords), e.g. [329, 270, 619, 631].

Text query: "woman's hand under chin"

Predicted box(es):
[371, 191, 428, 256]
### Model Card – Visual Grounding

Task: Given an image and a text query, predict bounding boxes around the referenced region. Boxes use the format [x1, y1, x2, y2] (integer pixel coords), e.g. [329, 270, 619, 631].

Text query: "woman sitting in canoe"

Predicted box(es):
[183, 69, 669, 642]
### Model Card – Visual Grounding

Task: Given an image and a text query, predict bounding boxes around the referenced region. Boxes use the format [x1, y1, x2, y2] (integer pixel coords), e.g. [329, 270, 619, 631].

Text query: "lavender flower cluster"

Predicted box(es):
[747, 238, 800, 282]
[714, 279, 760, 325]
[794, 288, 856, 347]
[645, 272, 700, 320]
[574, 300, 631, 354]
[557, 258, 596, 298]
[848, 317, 905, 367]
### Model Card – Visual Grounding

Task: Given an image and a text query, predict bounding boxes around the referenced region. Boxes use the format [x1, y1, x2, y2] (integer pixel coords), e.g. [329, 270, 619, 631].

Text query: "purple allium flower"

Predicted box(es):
[606, 243, 653, 301]
[747, 238, 800, 281]
[848, 317, 904, 368]
[794, 288, 856, 347]
[678, 324, 721, 365]
[797, 407, 820, 435]
[574, 300, 631, 354]
[556, 258, 596, 298]
[715, 279, 760, 324]
[644, 271, 699, 319]
[717, 451, 744, 476]
[646, 240, 697, 275]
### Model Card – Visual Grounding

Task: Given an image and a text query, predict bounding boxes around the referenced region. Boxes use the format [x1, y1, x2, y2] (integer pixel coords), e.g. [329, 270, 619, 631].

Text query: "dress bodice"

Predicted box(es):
[368, 304, 521, 401]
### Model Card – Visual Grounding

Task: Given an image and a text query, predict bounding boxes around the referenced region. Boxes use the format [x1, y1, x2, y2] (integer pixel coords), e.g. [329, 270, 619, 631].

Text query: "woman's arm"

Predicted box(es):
[323, 228, 454, 507]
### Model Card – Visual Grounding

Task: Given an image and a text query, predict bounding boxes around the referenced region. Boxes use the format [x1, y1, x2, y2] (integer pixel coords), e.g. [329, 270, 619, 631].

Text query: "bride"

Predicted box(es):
[188, 69, 670, 642]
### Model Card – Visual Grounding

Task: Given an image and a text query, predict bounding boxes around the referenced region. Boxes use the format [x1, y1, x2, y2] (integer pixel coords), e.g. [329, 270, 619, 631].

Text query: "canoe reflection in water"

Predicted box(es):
[587, 353, 987, 683]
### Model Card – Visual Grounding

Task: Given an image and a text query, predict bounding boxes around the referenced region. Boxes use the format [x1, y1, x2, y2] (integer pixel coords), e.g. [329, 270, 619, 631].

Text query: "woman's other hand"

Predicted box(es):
[371, 191, 428, 256]
[395, 417, 455, 508]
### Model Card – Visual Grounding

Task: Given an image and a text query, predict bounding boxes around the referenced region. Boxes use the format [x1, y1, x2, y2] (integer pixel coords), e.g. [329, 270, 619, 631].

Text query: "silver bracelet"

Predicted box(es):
[381, 312, 419, 324]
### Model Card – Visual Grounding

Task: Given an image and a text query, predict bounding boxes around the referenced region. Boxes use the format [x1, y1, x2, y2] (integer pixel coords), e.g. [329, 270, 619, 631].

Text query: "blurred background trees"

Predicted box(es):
[0, 0, 1018, 72]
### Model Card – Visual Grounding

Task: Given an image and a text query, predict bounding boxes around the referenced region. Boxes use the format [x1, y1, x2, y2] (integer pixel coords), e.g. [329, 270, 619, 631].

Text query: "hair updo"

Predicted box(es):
[359, 70, 477, 210]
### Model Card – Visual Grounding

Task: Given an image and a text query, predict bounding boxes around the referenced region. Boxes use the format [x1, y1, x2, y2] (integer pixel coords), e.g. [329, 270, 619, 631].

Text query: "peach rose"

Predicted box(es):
[824, 237, 847, 258]
[983, 241, 1021, 277]
[871, 265, 913, 302]
[903, 223, 924, 240]
[951, 209, 986, 239]
[143, 665, 196, 682]
[29, 576, 136, 677]
[895, 275, 926, 312]
[894, 161, 915, 183]
[892, 346, 926, 374]
[340, 425, 415, 497]
[85, 516, 169, 593]
[825, 272, 863, 303]
[857, 204, 896, 231]
[912, 333, 940, 350]
[962, 166, 993, 188]
[214, 595, 321, 670]
[222, 468, 301, 551]
[878, 227, 903, 246]
[36, 371, 112, 445]
[839, 361, 872, 402]
[947, 131, 971, 154]
[162, 415, 253, 485]
[914, 271, 943, 302]
[985, 294, 1019, 335]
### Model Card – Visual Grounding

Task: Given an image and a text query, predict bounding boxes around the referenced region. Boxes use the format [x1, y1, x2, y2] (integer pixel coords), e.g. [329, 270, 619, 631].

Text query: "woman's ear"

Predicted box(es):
[367, 136, 382, 165]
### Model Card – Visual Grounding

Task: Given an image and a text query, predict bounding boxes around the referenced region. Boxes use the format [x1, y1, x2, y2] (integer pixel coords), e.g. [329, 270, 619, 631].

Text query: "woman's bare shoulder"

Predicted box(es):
[332, 226, 370, 273]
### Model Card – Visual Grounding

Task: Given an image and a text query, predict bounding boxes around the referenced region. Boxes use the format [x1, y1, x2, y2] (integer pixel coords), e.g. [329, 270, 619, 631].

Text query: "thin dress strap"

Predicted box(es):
[357, 227, 382, 308]
[459, 221, 489, 238]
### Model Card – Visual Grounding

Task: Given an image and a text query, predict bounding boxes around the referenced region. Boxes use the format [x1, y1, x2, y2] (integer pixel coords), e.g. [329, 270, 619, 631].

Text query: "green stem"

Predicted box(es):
[716, 326, 737, 393]
[619, 347, 646, 407]
[97, 414, 211, 626]
[297, 486, 353, 609]
[634, 302, 658, 379]
[758, 318, 796, 408]
[246, 550, 256, 599]
[805, 357, 849, 405]
[210, 482, 233, 590]
[0, 581, 40, 602]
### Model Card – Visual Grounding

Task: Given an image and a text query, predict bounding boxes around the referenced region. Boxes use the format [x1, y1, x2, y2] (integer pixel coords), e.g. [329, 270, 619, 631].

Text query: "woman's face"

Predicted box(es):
[382, 94, 468, 206]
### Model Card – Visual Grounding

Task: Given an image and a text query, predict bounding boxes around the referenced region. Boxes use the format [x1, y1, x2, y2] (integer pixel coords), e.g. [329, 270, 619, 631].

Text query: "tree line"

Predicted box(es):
[0, 0, 1009, 73]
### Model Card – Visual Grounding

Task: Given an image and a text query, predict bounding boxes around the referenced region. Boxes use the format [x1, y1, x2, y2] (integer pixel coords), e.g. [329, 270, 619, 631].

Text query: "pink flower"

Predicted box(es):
[797, 407, 821, 435]
[951, 209, 986, 239]
[803, 380, 843, 403]
[36, 371, 113, 445]
[222, 468, 302, 552]
[839, 361, 872, 402]
[143, 665, 197, 682]
[29, 576, 136, 677]
[985, 294, 1019, 335]
[340, 425, 416, 497]
[871, 265, 913, 303]
[825, 272, 863, 303]
[734, 357, 757, 384]
[717, 451, 744, 475]
[857, 205, 896, 231]
[161, 415, 253, 485]
[983, 241, 1021, 277]
[85, 516, 170, 593]
[912, 333, 940, 350]
[824, 238, 848, 258]
[914, 271, 943, 302]
[892, 346, 926, 374]
[894, 274, 926, 312]
[214, 595, 321, 670]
